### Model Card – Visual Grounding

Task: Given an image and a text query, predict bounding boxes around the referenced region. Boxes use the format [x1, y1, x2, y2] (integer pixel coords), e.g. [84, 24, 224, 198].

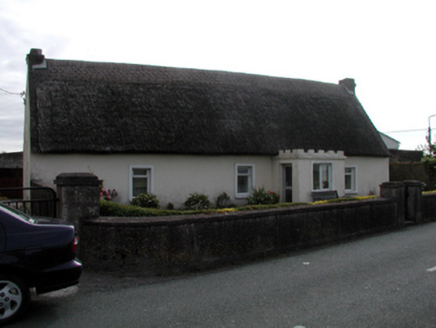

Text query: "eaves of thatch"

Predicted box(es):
[26, 50, 389, 158]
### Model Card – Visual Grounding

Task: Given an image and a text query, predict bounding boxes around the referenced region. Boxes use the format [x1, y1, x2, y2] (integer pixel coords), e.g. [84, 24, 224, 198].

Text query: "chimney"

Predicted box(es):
[26, 48, 46, 69]
[339, 78, 356, 95]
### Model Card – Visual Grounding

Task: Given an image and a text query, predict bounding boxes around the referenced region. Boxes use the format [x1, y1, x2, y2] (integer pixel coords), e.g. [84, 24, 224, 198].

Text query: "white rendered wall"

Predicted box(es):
[344, 156, 389, 196]
[273, 150, 347, 203]
[28, 152, 389, 208]
[273, 150, 389, 202]
[29, 153, 273, 208]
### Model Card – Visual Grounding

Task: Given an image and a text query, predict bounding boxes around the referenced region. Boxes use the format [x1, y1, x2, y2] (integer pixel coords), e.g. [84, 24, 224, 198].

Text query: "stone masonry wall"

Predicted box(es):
[80, 199, 397, 276]
[423, 193, 436, 223]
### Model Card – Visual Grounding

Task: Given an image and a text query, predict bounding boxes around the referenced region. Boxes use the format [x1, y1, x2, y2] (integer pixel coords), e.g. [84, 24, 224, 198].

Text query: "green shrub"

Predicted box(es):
[130, 193, 160, 209]
[184, 193, 211, 210]
[422, 155, 436, 190]
[247, 187, 280, 205]
[100, 199, 212, 217]
[100, 199, 176, 217]
[100, 194, 378, 217]
[216, 192, 231, 208]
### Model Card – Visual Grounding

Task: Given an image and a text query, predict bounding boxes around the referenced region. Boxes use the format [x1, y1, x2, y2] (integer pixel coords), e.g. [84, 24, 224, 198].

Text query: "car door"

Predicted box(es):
[0, 220, 5, 259]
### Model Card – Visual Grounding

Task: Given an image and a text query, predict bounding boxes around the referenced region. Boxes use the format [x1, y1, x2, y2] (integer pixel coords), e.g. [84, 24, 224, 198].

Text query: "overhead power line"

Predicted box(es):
[385, 129, 427, 134]
[0, 87, 24, 96]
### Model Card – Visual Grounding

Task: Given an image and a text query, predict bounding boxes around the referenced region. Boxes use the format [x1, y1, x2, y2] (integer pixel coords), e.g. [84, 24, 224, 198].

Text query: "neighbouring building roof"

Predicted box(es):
[0, 152, 23, 169]
[26, 49, 389, 157]
[379, 132, 400, 150]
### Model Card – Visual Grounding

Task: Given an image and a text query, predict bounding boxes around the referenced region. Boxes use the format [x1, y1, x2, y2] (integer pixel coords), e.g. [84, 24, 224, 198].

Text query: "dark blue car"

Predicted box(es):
[0, 203, 82, 324]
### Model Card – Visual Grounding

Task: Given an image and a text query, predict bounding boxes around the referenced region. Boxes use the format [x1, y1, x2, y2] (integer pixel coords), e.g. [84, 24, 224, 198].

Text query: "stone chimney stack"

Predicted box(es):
[339, 78, 356, 95]
[26, 48, 46, 69]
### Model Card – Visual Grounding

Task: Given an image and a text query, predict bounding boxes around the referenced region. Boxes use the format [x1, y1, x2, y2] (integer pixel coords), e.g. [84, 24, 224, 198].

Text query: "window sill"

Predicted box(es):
[235, 194, 249, 199]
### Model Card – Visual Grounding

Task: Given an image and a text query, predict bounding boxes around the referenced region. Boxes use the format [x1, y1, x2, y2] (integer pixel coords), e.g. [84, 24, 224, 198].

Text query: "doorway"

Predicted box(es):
[282, 165, 293, 203]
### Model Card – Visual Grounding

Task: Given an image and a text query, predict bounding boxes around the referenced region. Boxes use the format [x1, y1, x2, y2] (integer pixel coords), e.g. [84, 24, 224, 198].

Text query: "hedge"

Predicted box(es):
[100, 195, 379, 217]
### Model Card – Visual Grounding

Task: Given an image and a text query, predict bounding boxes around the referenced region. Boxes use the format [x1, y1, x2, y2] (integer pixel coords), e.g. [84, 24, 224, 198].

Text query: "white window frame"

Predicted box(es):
[312, 162, 333, 191]
[129, 165, 154, 200]
[235, 164, 254, 198]
[345, 166, 357, 193]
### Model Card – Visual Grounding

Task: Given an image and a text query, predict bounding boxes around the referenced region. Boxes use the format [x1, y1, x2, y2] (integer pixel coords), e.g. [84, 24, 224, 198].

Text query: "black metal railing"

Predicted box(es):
[0, 187, 58, 218]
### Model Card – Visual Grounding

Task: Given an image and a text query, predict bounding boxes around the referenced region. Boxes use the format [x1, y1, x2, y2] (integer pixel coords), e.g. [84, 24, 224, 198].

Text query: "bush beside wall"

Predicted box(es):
[390, 163, 430, 190]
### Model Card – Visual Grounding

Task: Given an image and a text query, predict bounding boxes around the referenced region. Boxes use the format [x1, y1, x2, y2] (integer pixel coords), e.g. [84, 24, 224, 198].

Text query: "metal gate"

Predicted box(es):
[0, 187, 58, 218]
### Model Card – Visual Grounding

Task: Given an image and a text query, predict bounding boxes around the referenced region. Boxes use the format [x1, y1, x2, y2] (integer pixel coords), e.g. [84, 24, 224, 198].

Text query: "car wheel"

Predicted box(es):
[0, 275, 30, 325]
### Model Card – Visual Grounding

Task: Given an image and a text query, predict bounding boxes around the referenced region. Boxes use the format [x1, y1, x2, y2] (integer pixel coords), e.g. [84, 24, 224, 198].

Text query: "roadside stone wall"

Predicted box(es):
[80, 199, 397, 276]
[53, 176, 431, 277]
[423, 193, 436, 223]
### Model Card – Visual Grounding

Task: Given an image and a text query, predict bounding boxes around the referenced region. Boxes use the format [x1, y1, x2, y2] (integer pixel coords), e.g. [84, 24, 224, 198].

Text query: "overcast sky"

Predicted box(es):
[1, 0, 435, 153]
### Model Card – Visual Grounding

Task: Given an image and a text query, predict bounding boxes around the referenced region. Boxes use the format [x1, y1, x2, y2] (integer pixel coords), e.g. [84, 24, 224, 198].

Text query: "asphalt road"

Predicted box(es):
[10, 221, 436, 327]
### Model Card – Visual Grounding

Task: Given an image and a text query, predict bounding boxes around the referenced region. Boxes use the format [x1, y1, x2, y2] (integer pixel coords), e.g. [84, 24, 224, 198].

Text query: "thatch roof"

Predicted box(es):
[26, 50, 389, 157]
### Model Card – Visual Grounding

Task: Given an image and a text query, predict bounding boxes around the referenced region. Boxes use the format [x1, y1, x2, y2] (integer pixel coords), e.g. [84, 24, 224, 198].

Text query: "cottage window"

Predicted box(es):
[236, 164, 254, 198]
[130, 166, 153, 199]
[313, 163, 332, 191]
[345, 166, 357, 193]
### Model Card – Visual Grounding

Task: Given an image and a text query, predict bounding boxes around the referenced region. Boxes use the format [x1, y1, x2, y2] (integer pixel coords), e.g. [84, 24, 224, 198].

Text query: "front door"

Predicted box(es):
[282, 165, 293, 203]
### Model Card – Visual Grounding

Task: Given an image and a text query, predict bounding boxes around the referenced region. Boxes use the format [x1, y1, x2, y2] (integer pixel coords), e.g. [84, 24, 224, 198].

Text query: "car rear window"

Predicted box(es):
[0, 204, 36, 224]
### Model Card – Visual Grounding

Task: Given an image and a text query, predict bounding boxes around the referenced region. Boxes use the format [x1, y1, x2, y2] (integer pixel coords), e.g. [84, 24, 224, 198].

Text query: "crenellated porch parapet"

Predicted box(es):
[276, 149, 346, 160]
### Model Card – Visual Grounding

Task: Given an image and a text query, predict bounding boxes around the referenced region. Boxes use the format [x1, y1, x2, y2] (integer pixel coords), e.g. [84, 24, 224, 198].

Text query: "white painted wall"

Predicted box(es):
[272, 150, 389, 202]
[28, 151, 389, 208]
[344, 156, 389, 196]
[29, 153, 273, 208]
[272, 150, 347, 202]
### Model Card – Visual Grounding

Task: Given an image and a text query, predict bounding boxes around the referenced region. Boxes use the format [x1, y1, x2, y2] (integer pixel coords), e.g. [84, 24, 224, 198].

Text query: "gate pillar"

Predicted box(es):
[403, 180, 423, 224]
[380, 181, 405, 228]
[54, 173, 100, 230]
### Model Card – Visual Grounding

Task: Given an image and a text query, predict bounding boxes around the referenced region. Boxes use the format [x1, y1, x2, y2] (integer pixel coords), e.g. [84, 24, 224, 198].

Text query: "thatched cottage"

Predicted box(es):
[24, 48, 389, 208]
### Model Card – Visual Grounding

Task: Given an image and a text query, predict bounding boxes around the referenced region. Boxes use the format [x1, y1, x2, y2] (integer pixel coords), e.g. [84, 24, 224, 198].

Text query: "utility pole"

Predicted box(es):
[428, 114, 436, 154]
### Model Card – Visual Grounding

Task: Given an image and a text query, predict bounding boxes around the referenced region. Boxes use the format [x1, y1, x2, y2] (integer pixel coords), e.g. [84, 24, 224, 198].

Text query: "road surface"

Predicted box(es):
[12, 221, 436, 327]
